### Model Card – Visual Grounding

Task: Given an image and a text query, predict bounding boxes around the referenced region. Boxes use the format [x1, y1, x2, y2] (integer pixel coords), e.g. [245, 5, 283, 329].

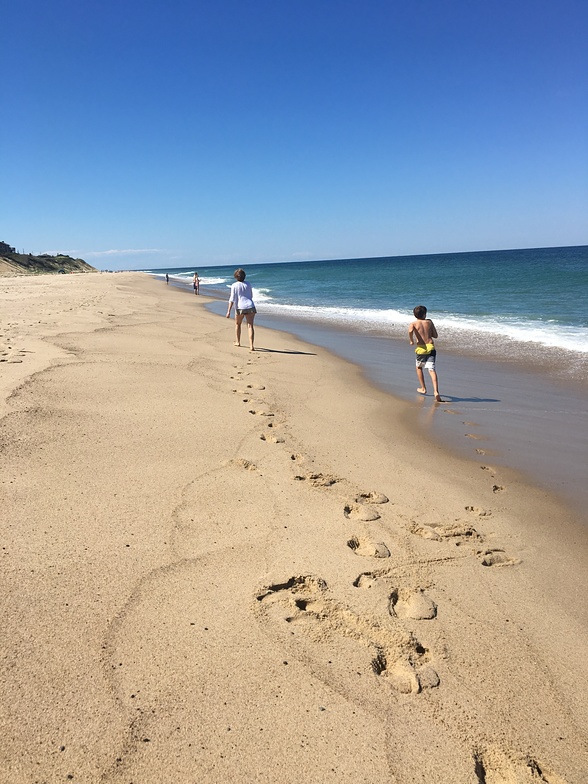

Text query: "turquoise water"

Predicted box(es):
[148, 246, 588, 362]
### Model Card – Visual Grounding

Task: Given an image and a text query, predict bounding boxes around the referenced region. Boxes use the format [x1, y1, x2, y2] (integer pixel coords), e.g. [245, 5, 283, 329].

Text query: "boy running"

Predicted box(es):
[408, 305, 445, 402]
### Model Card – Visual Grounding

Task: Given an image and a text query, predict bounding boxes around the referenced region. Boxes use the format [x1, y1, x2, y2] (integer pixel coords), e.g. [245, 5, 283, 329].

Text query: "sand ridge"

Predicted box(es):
[0, 273, 587, 783]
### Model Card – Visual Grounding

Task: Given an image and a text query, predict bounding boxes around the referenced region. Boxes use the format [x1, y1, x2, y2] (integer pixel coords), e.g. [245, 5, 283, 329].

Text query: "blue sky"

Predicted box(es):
[2, 0, 587, 270]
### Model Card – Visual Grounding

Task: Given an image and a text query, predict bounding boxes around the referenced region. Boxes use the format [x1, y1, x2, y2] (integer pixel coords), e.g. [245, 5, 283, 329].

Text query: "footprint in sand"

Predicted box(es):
[389, 588, 437, 620]
[352, 573, 437, 620]
[228, 458, 257, 471]
[492, 484, 505, 493]
[473, 747, 567, 783]
[255, 575, 439, 694]
[347, 536, 390, 558]
[344, 502, 381, 521]
[411, 521, 482, 543]
[354, 491, 389, 505]
[232, 387, 261, 396]
[353, 571, 382, 589]
[248, 409, 275, 417]
[259, 433, 285, 444]
[477, 549, 520, 567]
[293, 472, 339, 487]
[465, 433, 487, 441]
[246, 383, 266, 390]
[465, 506, 491, 517]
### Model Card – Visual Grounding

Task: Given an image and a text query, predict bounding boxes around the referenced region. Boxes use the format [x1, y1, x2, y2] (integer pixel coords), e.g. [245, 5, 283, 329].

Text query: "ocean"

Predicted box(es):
[145, 246, 588, 516]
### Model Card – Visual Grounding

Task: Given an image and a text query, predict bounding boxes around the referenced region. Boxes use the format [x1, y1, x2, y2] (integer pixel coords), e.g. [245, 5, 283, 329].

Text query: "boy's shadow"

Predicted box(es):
[440, 396, 500, 403]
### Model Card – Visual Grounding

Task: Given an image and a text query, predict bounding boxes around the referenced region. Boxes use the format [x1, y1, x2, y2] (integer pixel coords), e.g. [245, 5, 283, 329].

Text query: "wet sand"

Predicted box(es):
[204, 299, 588, 523]
[1, 272, 587, 783]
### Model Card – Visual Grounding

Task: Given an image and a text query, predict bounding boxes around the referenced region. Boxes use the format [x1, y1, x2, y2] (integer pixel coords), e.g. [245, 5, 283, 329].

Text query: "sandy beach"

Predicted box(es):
[1, 272, 587, 783]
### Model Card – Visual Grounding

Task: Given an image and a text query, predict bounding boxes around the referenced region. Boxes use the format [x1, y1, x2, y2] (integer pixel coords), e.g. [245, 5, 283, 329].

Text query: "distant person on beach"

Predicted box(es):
[226, 268, 256, 351]
[408, 305, 445, 402]
[193, 272, 200, 295]
[165, 273, 169, 284]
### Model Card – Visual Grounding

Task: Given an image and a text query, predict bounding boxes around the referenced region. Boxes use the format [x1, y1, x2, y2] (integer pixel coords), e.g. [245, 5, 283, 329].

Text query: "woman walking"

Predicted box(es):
[226, 268, 256, 351]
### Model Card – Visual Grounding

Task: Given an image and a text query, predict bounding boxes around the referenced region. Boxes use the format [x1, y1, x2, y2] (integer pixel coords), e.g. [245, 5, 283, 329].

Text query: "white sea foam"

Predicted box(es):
[257, 302, 588, 354]
[150, 271, 229, 285]
[251, 287, 273, 302]
[435, 314, 588, 352]
[166, 270, 227, 282]
[219, 285, 273, 300]
[150, 272, 186, 282]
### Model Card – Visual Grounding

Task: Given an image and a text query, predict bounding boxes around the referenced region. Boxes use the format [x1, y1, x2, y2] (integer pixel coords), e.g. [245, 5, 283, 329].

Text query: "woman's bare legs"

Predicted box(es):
[234, 313, 255, 349]
[245, 313, 255, 351]
[234, 314, 244, 346]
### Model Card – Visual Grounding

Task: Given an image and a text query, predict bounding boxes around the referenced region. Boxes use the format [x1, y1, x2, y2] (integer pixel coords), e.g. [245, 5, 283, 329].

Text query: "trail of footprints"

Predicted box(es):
[410, 512, 520, 567]
[0, 326, 28, 363]
[228, 365, 563, 781]
[0, 341, 30, 363]
[443, 411, 508, 491]
[251, 474, 441, 695]
[229, 362, 519, 698]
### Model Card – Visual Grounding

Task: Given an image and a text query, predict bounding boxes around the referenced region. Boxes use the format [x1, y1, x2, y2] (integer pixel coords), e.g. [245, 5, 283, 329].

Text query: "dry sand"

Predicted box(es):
[1, 272, 587, 783]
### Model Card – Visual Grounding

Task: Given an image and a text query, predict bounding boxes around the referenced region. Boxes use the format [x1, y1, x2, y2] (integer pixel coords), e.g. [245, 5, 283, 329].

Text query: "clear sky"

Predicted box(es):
[2, 0, 587, 270]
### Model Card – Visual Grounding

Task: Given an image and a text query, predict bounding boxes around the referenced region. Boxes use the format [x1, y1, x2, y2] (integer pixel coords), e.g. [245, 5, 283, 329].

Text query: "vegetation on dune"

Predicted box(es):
[0, 241, 96, 275]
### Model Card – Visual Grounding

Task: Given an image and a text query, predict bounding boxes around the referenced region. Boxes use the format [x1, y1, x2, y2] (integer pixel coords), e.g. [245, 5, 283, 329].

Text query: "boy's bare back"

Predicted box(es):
[408, 318, 438, 346]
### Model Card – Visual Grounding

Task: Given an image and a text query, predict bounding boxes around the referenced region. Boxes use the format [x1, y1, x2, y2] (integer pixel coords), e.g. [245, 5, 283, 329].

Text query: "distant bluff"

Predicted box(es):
[0, 241, 96, 276]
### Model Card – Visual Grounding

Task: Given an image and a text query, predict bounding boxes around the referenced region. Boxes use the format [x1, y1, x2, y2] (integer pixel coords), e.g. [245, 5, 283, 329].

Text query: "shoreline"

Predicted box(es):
[195, 287, 588, 524]
[2, 272, 587, 782]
